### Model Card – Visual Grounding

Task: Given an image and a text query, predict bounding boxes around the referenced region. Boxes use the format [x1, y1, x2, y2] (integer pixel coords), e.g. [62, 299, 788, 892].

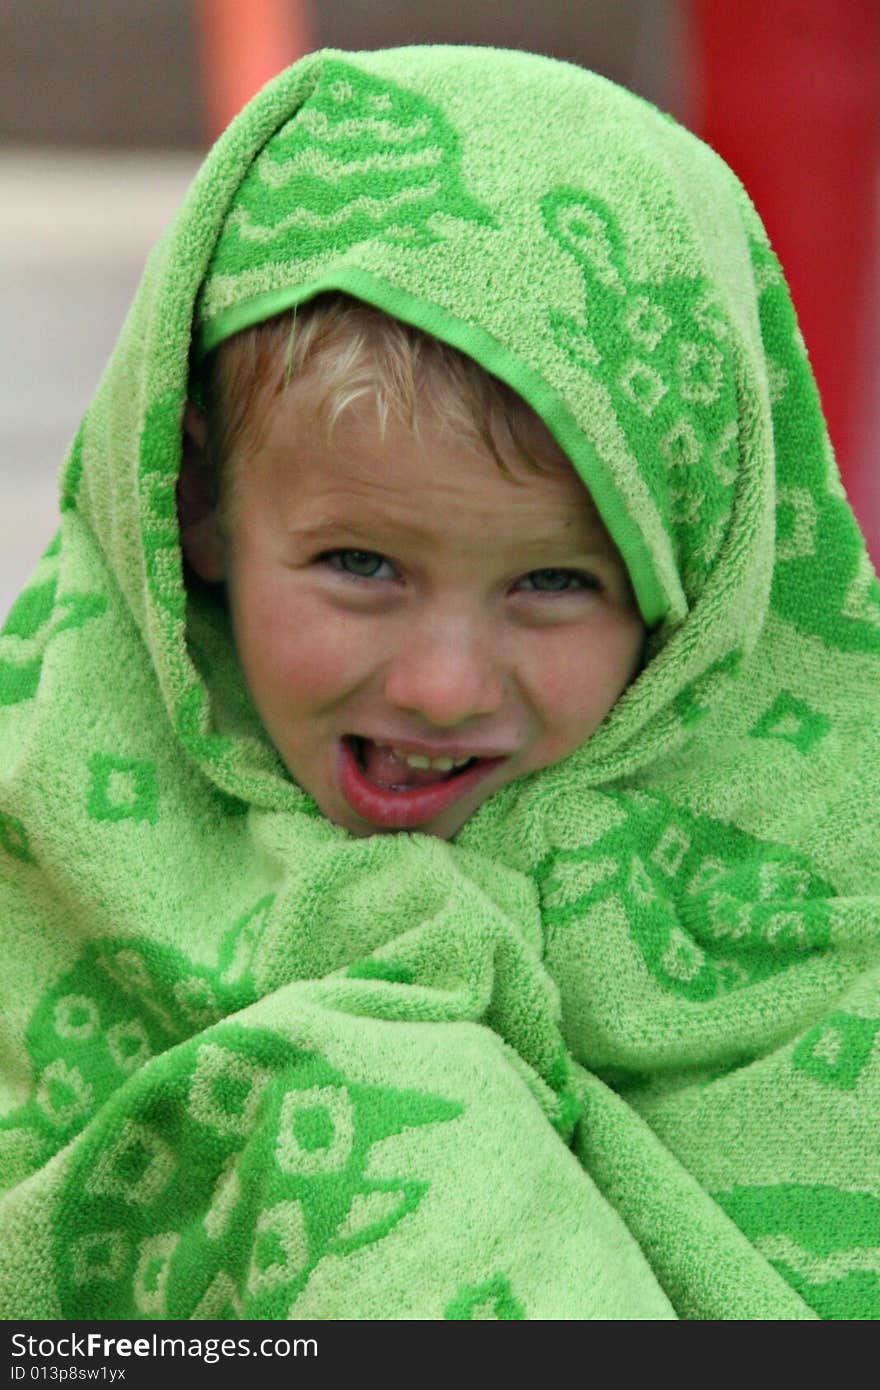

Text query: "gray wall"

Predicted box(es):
[0, 1, 685, 147]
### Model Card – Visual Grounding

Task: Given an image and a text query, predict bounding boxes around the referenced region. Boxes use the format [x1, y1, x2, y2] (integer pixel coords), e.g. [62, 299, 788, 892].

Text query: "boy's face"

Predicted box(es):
[183, 382, 645, 839]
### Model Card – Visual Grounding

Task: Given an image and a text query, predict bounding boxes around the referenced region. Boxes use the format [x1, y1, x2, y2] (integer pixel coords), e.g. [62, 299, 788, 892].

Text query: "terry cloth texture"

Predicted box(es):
[2, 46, 879, 1322]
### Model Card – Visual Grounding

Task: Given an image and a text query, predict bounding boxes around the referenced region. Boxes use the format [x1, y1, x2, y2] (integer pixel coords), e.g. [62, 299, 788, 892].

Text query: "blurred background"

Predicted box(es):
[2, 0, 878, 620]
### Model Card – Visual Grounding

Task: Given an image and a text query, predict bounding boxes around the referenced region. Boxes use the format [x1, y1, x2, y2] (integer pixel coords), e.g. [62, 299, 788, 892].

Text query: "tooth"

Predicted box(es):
[382, 747, 473, 771]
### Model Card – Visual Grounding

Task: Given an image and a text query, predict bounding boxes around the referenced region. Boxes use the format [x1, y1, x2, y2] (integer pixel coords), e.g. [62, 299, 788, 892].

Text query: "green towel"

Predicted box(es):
[2, 45, 879, 1321]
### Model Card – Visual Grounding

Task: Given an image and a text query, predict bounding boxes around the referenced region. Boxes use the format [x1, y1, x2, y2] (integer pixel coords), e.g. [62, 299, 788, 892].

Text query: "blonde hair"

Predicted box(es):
[201, 292, 567, 522]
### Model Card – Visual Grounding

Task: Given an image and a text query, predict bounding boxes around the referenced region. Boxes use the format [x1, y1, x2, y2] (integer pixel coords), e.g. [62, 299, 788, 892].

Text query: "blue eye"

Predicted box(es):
[517, 568, 599, 593]
[326, 549, 393, 579]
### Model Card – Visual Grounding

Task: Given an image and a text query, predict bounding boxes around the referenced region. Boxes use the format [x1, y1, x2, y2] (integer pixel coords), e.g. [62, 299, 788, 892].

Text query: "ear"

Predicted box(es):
[178, 401, 226, 583]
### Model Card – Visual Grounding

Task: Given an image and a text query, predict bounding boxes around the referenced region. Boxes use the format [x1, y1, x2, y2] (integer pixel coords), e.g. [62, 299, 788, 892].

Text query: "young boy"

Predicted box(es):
[0, 46, 877, 1322]
[178, 294, 646, 840]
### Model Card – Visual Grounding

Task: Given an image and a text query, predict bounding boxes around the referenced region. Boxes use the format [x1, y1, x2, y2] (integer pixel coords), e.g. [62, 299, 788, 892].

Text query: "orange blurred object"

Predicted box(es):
[194, 0, 316, 143]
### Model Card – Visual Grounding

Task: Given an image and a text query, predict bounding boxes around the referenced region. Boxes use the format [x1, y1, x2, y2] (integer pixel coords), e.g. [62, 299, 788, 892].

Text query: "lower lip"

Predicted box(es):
[337, 738, 506, 830]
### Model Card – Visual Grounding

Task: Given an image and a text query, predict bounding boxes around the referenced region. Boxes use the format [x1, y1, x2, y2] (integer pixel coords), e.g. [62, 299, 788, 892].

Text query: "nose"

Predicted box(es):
[382, 616, 506, 728]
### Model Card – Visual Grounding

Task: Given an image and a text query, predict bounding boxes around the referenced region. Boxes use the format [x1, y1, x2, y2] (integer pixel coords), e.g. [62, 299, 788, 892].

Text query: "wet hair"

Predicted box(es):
[199, 291, 569, 525]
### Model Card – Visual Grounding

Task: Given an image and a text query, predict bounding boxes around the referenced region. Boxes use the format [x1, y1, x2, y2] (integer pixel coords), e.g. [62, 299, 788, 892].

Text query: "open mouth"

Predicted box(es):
[337, 736, 505, 830]
[350, 736, 477, 788]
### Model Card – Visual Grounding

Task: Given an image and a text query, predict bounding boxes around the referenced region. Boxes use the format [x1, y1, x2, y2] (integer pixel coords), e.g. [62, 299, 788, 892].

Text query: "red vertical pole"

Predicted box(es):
[194, 0, 316, 144]
[687, 0, 880, 562]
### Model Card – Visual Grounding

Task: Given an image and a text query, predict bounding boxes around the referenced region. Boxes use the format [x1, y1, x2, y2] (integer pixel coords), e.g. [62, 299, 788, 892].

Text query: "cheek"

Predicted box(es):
[229, 576, 371, 712]
[529, 614, 644, 755]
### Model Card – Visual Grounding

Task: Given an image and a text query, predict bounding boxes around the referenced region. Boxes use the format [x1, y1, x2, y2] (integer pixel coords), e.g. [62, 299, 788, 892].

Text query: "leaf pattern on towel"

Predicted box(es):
[0, 935, 259, 1178]
[54, 1023, 461, 1319]
[0, 559, 107, 710]
[714, 1185, 880, 1320]
[0, 810, 33, 864]
[541, 188, 738, 607]
[205, 57, 495, 288]
[540, 183, 880, 650]
[445, 1271, 524, 1319]
[751, 239, 880, 653]
[792, 1012, 880, 1092]
[535, 788, 834, 1003]
[0, 928, 461, 1319]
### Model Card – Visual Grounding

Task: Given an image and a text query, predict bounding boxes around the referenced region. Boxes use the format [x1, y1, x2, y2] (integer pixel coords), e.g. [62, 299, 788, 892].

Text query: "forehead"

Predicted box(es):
[249, 383, 619, 556]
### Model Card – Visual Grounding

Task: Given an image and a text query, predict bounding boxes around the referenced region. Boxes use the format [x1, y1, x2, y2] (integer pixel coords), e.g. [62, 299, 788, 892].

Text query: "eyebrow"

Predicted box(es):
[290, 517, 425, 542]
[287, 514, 614, 556]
